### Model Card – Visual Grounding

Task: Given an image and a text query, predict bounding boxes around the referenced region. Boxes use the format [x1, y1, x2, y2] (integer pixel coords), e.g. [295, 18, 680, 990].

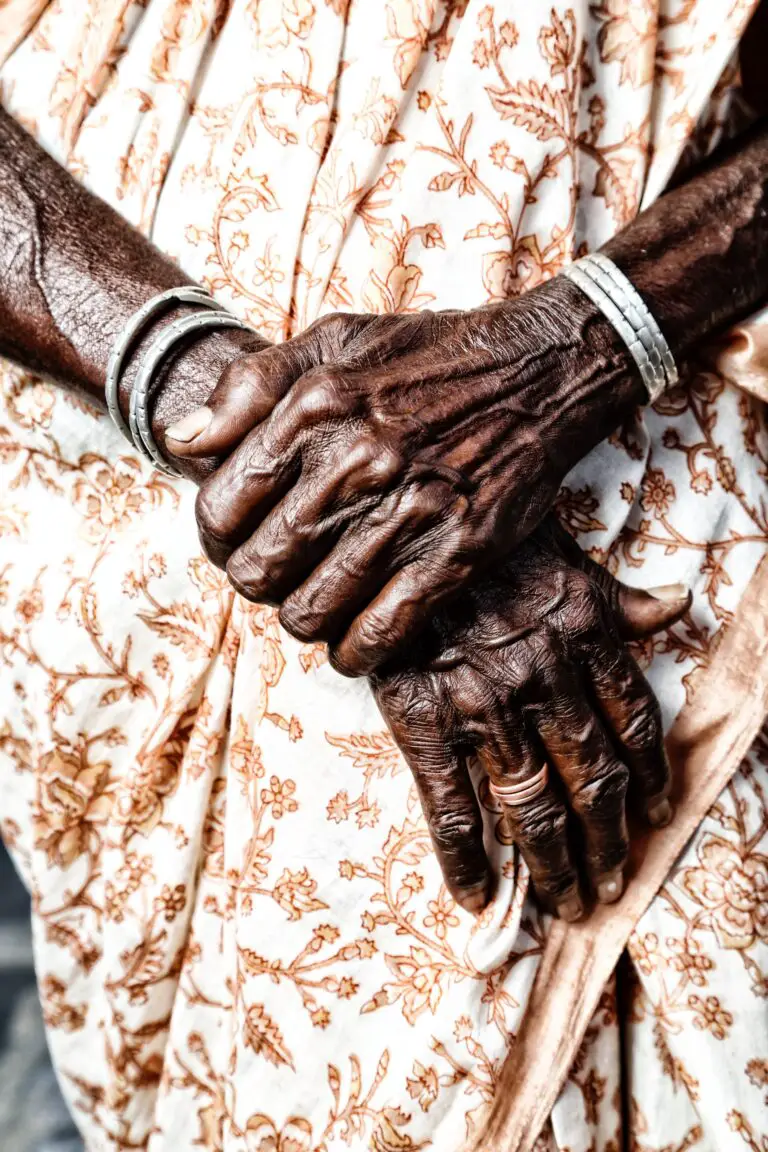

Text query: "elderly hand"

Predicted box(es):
[369, 518, 690, 920]
[166, 282, 644, 675]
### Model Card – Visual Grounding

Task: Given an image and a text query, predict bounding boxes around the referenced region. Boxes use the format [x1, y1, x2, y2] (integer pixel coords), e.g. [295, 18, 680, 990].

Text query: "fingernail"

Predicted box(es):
[460, 882, 491, 917]
[648, 798, 673, 827]
[166, 406, 213, 443]
[596, 869, 624, 904]
[557, 894, 584, 922]
[646, 583, 689, 603]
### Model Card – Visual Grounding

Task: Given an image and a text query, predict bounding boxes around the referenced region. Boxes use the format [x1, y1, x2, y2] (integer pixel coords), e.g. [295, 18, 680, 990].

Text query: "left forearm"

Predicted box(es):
[603, 117, 768, 361]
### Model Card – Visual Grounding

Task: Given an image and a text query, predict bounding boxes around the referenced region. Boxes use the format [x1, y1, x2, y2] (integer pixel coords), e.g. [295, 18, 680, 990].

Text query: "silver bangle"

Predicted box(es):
[581, 252, 679, 396]
[105, 286, 219, 443]
[130, 310, 257, 476]
[562, 254, 678, 404]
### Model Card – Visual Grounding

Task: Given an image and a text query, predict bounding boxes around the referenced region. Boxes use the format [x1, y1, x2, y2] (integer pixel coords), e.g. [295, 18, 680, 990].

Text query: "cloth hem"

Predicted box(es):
[468, 550, 768, 1152]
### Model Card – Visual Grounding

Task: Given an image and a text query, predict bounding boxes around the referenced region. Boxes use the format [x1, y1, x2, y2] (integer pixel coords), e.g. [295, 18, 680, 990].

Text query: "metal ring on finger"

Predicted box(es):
[489, 764, 550, 807]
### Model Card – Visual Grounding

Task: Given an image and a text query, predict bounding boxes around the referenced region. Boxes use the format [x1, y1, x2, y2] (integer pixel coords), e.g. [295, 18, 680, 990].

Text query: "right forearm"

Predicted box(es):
[603, 117, 768, 361]
[0, 105, 189, 394]
[0, 106, 260, 479]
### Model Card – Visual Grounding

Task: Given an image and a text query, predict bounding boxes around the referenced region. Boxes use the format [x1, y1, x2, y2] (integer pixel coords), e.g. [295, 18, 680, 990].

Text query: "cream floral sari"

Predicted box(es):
[0, 2, 767, 1150]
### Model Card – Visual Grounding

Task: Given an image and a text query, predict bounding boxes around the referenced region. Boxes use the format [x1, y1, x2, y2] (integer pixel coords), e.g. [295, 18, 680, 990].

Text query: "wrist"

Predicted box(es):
[601, 122, 768, 358]
[117, 305, 267, 484]
[529, 276, 647, 464]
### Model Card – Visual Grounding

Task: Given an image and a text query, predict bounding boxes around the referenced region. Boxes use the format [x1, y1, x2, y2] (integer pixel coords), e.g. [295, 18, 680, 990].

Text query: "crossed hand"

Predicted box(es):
[164, 289, 687, 919]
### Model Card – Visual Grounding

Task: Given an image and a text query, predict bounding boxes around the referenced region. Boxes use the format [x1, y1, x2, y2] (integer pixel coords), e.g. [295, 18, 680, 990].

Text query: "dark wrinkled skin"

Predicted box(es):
[178, 120, 768, 678]
[0, 106, 268, 449]
[0, 101, 766, 918]
[189, 293, 643, 677]
[371, 516, 690, 919]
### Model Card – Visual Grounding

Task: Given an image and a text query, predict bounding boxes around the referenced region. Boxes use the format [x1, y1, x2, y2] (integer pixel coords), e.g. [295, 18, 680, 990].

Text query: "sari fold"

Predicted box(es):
[0, 2, 765, 1148]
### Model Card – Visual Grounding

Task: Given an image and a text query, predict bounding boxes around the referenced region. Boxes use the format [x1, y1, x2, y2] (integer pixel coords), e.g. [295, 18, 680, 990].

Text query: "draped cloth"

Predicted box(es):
[0, 2, 766, 1149]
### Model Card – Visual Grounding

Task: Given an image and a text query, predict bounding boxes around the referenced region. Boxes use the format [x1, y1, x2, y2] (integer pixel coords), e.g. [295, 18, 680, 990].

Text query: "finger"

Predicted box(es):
[164, 314, 359, 457]
[612, 581, 692, 640]
[274, 480, 455, 640]
[224, 435, 405, 609]
[329, 535, 477, 677]
[546, 519, 691, 639]
[372, 673, 492, 914]
[194, 425, 297, 571]
[532, 672, 630, 904]
[193, 367, 357, 569]
[165, 341, 301, 456]
[476, 715, 583, 921]
[583, 632, 673, 828]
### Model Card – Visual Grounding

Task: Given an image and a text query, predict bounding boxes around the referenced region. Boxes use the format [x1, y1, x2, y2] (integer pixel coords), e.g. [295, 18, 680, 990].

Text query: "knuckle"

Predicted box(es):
[564, 584, 604, 636]
[347, 611, 391, 657]
[430, 810, 479, 851]
[279, 594, 323, 642]
[195, 489, 238, 567]
[316, 311, 353, 346]
[292, 369, 347, 422]
[514, 800, 568, 855]
[195, 486, 228, 541]
[226, 552, 278, 605]
[328, 640, 366, 678]
[620, 696, 663, 753]
[518, 644, 560, 701]
[515, 806, 575, 898]
[572, 760, 630, 820]
[347, 436, 402, 487]
[564, 569, 595, 603]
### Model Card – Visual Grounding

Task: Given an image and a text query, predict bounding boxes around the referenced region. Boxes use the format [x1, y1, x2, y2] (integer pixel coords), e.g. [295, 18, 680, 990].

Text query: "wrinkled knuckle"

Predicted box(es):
[621, 696, 663, 753]
[278, 596, 322, 642]
[430, 811, 479, 852]
[319, 311, 351, 342]
[327, 637, 370, 677]
[348, 436, 402, 487]
[519, 645, 559, 700]
[516, 806, 575, 898]
[517, 801, 568, 854]
[293, 368, 347, 421]
[226, 553, 278, 606]
[564, 576, 603, 633]
[573, 761, 630, 820]
[195, 487, 235, 558]
[348, 611, 391, 657]
[565, 569, 594, 602]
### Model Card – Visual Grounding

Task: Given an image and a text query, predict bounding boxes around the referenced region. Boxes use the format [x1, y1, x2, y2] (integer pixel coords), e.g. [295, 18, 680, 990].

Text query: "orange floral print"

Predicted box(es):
[0, 1, 766, 1150]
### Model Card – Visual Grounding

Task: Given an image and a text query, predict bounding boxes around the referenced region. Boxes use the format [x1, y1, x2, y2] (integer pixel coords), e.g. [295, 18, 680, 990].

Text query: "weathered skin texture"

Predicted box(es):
[188, 295, 642, 678]
[0, 106, 267, 459]
[0, 104, 662, 913]
[0, 103, 761, 915]
[181, 121, 768, 677]
[371, 517, 690, 918]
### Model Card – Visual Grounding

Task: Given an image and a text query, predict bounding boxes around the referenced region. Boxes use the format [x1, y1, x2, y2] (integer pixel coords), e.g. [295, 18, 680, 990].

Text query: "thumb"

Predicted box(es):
[546, 518, 692, 638]
[164, 335, 319, 459]
[612, 581, 692, 640]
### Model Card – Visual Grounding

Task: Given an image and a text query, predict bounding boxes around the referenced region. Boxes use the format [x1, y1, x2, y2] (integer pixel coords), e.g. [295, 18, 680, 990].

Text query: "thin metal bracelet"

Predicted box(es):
[130, 310, 257, 477]
[563, 254, 678, 404]
[578, 257, 666, 398]
[580, 252, 678, 396]
[563, 262, 668, 404]
[105, 286, 218, 443]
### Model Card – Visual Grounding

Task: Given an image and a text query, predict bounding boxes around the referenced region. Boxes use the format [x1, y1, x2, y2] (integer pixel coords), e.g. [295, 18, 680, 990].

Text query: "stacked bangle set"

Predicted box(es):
[105, 286, 257, 477]
[563, 252, 678, 405]
[106, 254, 677, 485]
